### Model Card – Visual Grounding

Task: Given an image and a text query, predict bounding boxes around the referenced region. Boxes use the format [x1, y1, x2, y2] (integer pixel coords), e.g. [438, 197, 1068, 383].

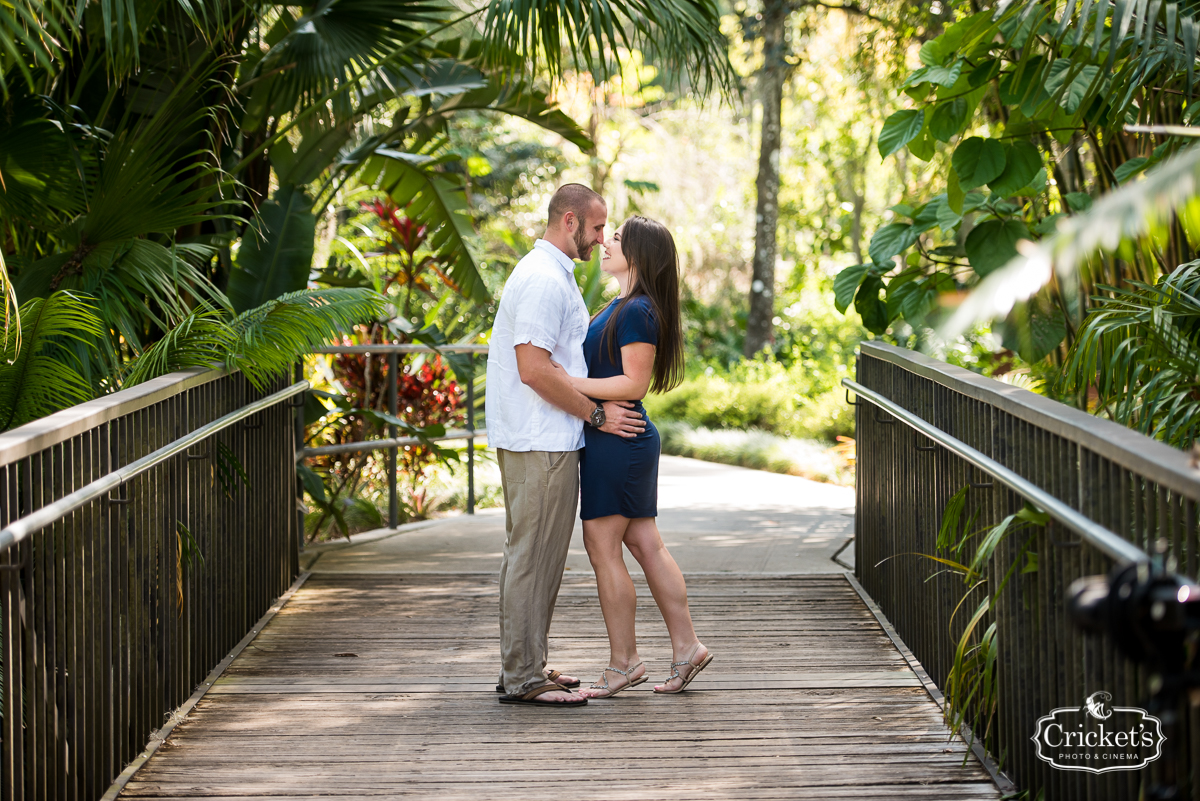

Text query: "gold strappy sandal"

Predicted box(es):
[586, 662, 647, 698]
[653, 644, 713, 694]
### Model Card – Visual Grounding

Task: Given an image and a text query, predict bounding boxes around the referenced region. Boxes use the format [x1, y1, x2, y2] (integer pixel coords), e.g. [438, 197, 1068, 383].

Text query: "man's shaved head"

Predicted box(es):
[547, 183, 604, 226]
[545, 183, 607, 261]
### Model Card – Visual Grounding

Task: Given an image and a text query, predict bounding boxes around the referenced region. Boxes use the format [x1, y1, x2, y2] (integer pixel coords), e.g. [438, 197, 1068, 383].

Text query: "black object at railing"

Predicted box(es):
[850, 341, 1199, 801]
[0, 369, 301, 801]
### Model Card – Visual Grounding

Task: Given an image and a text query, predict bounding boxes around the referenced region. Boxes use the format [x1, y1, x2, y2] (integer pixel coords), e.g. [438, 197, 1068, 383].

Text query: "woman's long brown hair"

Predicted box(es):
[595, 216, 684, 394]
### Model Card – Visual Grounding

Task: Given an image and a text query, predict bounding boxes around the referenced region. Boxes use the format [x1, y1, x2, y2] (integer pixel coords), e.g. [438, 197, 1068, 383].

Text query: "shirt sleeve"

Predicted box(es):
[510, 276, 568, 353]
[616, 296, 659, 347]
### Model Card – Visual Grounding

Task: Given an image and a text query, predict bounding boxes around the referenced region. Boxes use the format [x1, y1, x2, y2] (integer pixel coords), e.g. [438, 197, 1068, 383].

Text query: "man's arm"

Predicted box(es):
[515, 344, 645, 438]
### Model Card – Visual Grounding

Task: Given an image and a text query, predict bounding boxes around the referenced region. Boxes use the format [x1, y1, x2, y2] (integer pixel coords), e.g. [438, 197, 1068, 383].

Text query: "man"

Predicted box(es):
[487, 183, 646, 707]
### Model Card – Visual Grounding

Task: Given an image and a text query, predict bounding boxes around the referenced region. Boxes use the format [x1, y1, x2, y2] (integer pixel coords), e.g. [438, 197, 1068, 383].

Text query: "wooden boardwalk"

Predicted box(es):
[121, 573, 1000, 800]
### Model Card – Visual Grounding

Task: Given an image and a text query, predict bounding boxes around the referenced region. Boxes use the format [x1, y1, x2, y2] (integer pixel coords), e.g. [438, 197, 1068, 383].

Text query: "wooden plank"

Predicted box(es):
[117, 574, 1000, 800]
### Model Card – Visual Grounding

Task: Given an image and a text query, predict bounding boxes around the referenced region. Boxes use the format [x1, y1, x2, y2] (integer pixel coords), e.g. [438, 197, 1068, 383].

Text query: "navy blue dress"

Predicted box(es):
[579, 295, 661, 520]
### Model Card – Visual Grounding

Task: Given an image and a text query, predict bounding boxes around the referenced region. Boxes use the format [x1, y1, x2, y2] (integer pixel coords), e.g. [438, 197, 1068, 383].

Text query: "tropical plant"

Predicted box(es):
[123, 288, 387, 389]
[1061, 259, 1200, 448]
[902, 486, 1047, 755]
[301, 331, 465, 539]
[0, 292, 104, 431]
[1, 0, 736, 431]
[836, 0, 1200, 367]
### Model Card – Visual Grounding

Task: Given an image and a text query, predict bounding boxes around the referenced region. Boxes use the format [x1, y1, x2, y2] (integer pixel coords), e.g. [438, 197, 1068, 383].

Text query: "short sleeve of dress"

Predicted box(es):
[615, 296, 659, 348]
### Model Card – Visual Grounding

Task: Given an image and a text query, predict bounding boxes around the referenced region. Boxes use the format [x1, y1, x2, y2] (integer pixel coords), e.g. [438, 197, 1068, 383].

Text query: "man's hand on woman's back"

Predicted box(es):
[601, 401, 645, 438]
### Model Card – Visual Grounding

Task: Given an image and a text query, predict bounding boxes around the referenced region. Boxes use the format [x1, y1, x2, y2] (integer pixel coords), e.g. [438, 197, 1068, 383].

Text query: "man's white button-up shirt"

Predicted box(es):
[486, 239, 590, 452]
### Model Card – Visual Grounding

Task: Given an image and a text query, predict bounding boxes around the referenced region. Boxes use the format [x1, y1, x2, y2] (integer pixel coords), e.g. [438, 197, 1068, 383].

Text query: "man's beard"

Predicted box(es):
[573, 225, 593, 261]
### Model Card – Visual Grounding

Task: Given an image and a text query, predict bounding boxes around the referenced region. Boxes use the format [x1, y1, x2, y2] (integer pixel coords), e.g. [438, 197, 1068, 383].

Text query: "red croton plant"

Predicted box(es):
[305, 324, 467, 539]
[303, 198, 477, 540]
[360, 198, 463, 318]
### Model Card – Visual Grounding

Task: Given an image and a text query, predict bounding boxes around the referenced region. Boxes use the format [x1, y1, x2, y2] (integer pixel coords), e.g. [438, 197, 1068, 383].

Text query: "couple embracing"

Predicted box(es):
[486, 183, 713, 707]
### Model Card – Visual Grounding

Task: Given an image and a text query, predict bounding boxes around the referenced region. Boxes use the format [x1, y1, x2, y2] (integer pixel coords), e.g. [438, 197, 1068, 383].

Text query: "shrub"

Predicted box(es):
[644, 365, 855, 442]
[656, 421, 853, 485]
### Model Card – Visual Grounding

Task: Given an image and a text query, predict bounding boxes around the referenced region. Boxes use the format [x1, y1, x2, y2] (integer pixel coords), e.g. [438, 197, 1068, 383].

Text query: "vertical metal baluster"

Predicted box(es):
[467, 352, 476, 516]
[388, 352, 398, 529]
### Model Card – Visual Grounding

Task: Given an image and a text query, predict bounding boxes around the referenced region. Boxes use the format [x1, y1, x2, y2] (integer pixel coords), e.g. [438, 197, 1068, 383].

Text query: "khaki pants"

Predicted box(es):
[497, 449, 580, 695]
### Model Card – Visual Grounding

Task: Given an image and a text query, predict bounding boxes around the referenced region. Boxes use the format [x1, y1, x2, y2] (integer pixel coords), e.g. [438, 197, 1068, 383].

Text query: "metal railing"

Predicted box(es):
[0, 369, 302, 801]
[301, 345, 487, 525]
[848, 341, 1199, 800]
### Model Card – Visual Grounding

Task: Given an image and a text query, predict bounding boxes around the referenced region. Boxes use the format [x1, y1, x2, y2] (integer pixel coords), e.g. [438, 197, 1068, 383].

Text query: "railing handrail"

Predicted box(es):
[0, 379, 309, 552]
[298, 427, 488, 460]
[0, 366, 230, 467]
[314, 344, 489, 354]
[843, 377, 1149, 564]
[861, 341, 1200, 500]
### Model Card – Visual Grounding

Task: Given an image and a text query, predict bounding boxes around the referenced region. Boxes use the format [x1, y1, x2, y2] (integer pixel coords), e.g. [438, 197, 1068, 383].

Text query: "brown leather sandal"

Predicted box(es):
[498, 682, 588, 706]
[495, 668, 581, 693]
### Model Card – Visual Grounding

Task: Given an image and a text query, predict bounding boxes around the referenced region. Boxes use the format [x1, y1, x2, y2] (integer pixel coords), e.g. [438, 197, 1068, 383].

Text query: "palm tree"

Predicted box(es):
[0, 0, 735, 426]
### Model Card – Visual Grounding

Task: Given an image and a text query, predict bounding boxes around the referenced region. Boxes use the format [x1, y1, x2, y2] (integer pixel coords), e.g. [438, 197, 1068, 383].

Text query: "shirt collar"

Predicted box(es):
[534, 239, 576, 275]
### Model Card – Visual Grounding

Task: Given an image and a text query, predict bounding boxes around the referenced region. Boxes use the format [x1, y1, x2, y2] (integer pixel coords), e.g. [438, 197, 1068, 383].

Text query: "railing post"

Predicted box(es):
[388, 352, 398, 529]
[294, 362, 305, 557]
[467, 352, 475, 516]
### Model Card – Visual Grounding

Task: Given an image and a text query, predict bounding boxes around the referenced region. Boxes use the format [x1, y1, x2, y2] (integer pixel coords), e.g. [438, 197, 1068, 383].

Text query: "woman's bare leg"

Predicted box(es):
[623, 517, 707, 691]
[579, 514, 646, 697]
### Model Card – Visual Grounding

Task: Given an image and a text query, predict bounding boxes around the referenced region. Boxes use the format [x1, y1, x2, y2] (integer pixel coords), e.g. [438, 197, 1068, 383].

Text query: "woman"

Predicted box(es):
[552, 216, 712, 698]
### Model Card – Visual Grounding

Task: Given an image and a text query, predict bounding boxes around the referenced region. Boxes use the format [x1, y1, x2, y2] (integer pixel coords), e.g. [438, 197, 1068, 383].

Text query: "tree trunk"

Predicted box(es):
[744, 0, 789, 358]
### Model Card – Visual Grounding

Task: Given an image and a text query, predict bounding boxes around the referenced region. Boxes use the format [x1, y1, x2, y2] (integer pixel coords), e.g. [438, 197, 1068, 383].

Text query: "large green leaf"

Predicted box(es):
[834, 264, 870, 314]
[878, 109, 925, 158]
[952, 137, 1006, 189]
[1044, 60, 1101, 114]
[868, 223, 919, 266]
[361, 150, 489, 304]
[989, 140, 1043, 197]
[965, 219, 1031, 277]
[854, 274, 888, 334]
[929, 98, 970, 143]
[1003, 302, 1067, 363]
[228, 185, 318, 313]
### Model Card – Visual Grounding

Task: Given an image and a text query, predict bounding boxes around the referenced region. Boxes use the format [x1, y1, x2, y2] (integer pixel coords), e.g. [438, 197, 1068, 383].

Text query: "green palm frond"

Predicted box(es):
[243, 0, 447, 127]
[0, 292, 102, 432]
[400, 63, 592, 151]
[121, 306, 232, 387]
[228, 288, 386, 389]
[81, 84, 234, 243]
[0, 92, 89, 228]
[1062, 261, 1200, 446]
[1034, 0, 1200, 73]
[0, 250, 16, 358]
[123, 289, 385, 389]
[481, 0, 737, 99]
[0, 0, 71, 97]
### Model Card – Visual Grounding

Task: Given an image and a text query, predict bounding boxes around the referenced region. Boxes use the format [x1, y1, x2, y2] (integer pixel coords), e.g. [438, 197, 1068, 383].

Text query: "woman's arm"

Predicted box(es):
[554, 342, 656, 400]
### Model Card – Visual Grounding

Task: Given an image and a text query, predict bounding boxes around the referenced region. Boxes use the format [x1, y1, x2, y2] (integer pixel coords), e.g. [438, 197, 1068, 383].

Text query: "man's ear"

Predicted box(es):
[564, 211, 575, 232]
